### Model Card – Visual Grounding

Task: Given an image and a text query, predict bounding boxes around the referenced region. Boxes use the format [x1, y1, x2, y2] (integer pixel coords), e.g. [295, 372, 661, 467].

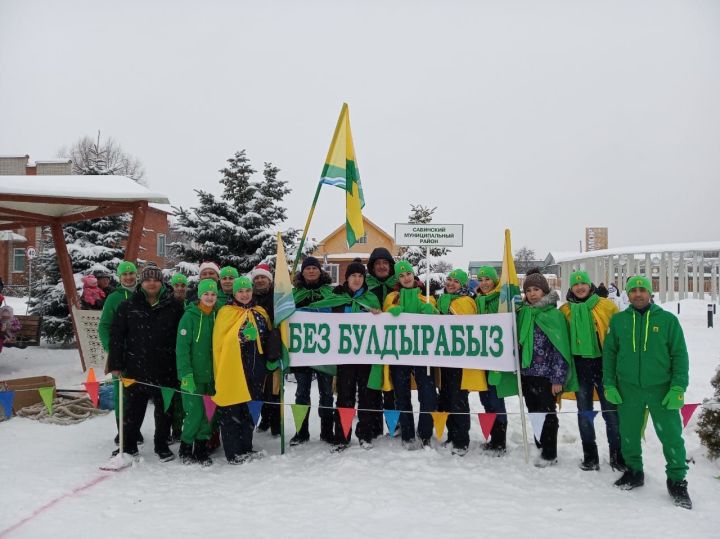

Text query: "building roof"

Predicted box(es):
[0, 231, 27, 242]
[546, 241, 720, 264]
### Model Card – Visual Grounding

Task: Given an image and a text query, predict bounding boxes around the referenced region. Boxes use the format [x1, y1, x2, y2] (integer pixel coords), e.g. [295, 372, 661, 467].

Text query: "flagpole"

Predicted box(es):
[279, 354, 286, 455]
[511, 297, 530, 464]
[291, 182, 323, 278]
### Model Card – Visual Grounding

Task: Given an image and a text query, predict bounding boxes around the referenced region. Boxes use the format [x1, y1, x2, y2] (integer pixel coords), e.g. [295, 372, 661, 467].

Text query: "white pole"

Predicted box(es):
[511, 298, 530, 464]
[118, 377, 125, 456]
[26, 256, 31, 315]
[425, 245, 431, 376]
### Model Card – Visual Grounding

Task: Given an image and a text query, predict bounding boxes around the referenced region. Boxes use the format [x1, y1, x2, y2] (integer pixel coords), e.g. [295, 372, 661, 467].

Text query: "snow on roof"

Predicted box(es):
[33, 159, 72, 164]
[0, 231, 27, 242]
[548, 241, 720, 263]
[325, 253, 371, 260]
[149, 203, 174, 214]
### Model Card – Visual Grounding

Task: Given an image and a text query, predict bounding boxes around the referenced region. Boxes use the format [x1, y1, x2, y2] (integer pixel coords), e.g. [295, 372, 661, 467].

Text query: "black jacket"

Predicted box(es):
[108, 285, 184, 386]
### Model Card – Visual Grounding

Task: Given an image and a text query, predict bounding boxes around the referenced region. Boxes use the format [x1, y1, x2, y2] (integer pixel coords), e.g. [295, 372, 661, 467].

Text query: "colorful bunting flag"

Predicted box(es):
[248, 400, 264, 427]
[430, 411, 449, 441]
[203, 395, 217, 422]
[478, 413, 497, 441]
[579, 410, 598, 423]
[121, 377, 136, 388]
[528, 412, 546, 443]
[681, 403, 700, 429]
[290, 404, 310, 433]
[384, 410, 400, 437]
[319, 103, 366, 247]
[38, 386, 54, 415]
[161, 387, 175, 413]
[338, 407, 357, 439]
[640, 407, 650, 440]
[0, 390, 15, 418]
[86, 368, 97, 383]
[83, 382, 100, 408]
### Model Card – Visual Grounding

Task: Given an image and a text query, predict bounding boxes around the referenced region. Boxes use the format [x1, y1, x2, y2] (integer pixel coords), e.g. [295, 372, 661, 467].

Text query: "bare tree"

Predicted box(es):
[59, 131, 145, 182]
[514, 246, 537, 274]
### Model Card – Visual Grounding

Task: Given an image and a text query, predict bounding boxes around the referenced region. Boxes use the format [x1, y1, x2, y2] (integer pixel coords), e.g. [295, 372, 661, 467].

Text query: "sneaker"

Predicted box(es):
[330, 443, 349, 454]
[111, 447, 139, 458]
[289, 433, 309, 447]
[359, 439, 373, 450]
[228, 450, 263, 465]
[614, 469, 644, 490]
[451, 446, 469, 457]
[534, 456, 557, 468]
[402, 438, 421, 451]
[666, 479, 692, 509]
[155, 447, 176, 463]
[579, 459, 600, 471]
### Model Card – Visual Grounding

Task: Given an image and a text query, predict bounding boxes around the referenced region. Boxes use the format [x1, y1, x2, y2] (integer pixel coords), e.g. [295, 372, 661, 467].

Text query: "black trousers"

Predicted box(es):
[259, 373, 280, 435]
[521, 375, 559, 460]
[438, 367, 470, 449]
[123, 383, 172, 452]
[335, 364, 382, 444]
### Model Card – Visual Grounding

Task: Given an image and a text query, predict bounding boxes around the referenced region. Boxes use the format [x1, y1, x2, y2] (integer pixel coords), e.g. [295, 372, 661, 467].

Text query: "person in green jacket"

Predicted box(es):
[219, 266, 238, 305]
[602, 275, 692, 509]
[176, 279, 219, 466]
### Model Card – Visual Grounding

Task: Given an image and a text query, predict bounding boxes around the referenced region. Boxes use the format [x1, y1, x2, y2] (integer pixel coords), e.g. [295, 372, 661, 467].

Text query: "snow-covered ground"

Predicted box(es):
[0, 298, 718, 538]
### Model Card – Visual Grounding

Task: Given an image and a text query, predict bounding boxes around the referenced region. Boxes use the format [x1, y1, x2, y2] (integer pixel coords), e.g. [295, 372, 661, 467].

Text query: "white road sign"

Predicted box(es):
[394, 223, 463, 247]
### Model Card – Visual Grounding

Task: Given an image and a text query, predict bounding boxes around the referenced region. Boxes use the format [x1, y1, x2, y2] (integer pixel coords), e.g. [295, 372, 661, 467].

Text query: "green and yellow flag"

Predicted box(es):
[498, 229, 521, 313]
[319, 103, 366, 247]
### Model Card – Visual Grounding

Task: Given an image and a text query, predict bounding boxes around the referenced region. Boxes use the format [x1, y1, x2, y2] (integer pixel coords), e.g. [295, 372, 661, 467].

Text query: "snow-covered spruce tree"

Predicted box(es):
[171, 150, 297, 275]
[400, 204, 451, 294]
[28, 134, 140, 342]
[697, 366, 720, 460]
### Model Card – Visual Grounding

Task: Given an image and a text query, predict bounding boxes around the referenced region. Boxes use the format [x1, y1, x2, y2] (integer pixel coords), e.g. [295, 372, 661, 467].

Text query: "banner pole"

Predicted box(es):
[425, 244, 431, 376]
[291, 182, 323, 278]
[280, 353, 286, 455]
[511, 297, 530, 464]
[118, 377, 125, 456]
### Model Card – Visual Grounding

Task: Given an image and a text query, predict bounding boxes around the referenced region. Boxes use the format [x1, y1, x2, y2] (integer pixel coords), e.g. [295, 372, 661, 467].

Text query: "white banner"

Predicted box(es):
[394, 223, 464, 247]
[287, 311, 516, 371]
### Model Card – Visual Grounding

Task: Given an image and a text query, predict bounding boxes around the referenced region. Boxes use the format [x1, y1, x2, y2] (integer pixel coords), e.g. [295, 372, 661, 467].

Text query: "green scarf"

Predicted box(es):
[308, 289, 380, 312]
[293, 284, 334, 306]
[366, 274, 398, 301]
[437, 292, 458, 314]
[568, 293, 601, 358]
[517, 302, 572, 369]
[476, 291, 500, 314]
[398, 286, 425, 314]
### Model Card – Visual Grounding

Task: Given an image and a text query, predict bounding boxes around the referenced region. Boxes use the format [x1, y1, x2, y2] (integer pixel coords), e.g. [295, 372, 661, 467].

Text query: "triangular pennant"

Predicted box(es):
[83, 381, 100, 408]
[681, 403, 700, 429]
[38, 387, 54, 416]
[430, 411, 449, 441]
[248, 400, 263, 426]
[160, 387, 175, 413]
[478, 413, 497, 441]
[338, 407, 357, 439]
[121, 377, 136, 388]
[203, 395, 217, 422]
[384, 410, 400, 437]
[85, 367, 97, 384]
[579, 410, 598, 423]
[640, 407, 650, 441]
[528, 412, 547, 442]
[0, 391, 15, 418]
[290, 404, 310, 433]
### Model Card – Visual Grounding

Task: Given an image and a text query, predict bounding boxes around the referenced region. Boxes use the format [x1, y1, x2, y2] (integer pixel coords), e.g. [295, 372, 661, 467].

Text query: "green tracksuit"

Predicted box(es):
[602, 303, 689, 481]
[176, 302, 217, 444]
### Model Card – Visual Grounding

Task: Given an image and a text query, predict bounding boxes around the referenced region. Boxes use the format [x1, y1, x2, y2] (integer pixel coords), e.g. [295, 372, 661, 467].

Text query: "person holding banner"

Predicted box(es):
[474, 265, 509, 454]
[437, 268, 476, 456]
[559, 270, 622, 472]
[309, 258, 382, 451]
[291, 256, 336, 446]
[384, 260, 438, 449]
[212, 276, 272, 464]
[517, 269, 575, 467]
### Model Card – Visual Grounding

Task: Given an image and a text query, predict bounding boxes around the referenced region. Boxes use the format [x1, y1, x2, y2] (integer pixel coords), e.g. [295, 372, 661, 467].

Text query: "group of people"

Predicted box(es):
[96, 246, 692, 509]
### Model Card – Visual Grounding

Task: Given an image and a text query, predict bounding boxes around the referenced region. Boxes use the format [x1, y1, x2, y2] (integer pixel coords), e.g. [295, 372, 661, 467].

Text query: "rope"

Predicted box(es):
[16, 396, 110, 425]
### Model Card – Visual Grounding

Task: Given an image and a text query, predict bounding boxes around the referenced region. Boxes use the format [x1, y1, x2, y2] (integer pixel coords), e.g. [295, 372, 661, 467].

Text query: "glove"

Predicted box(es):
[242, 325, 258, 341]
[420, 303, 436, 315]
[661, 386, 685, 410]
[388, 306, 403, 317]
[181, 374, 196, 394]
[604, 386, 623, 405]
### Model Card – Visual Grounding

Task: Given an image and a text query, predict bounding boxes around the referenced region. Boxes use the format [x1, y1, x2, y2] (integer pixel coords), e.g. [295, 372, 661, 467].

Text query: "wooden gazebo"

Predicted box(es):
[0, 175, 169, 368]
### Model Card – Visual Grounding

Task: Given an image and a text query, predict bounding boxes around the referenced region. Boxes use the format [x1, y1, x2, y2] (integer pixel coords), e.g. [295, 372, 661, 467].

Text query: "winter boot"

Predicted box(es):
[178, 441, 195, 465]
[666, 479, 692, 509]
[579, 443, 600, 471]
[320, 416, 335, 444]
[483, 421, 507, 455]
[193, 440, 213, 467]
[290, 415, 310, 446]
[155, 445, 176, 463]
[614, 469, 644, 490]
[609, 447, 627, 472]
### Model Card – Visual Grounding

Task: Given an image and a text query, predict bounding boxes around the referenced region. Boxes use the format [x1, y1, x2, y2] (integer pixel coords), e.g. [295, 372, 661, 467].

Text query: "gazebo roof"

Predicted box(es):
[0, 175, 169, 229]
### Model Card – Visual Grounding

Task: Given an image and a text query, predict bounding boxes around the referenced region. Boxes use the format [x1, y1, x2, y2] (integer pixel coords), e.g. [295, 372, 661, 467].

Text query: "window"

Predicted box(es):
[157, 234, 166, 258]
[13, 248, 25, 272]
[357, 234, 367, 244]
[324, 263, 340, 285]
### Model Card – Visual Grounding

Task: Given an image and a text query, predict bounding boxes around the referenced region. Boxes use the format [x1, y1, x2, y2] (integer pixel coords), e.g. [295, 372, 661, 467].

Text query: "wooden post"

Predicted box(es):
[125, 201, 147, 262]
[50, 221, 86, 370]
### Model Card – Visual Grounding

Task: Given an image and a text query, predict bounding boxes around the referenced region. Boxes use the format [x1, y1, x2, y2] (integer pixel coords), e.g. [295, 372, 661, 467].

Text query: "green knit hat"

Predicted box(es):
[198, 278, 218, 296]
[447, 268, 469, 286]
[171, 273, 188, 286]
[220, 266, 239, 279]
[476, 265, 499, 284]
[117, 261, 137, 276]
[232, 276, 253, 295]
[394, 260, 414, 275]
[625, 275, 652, 294]
[569, 270, 591, 287]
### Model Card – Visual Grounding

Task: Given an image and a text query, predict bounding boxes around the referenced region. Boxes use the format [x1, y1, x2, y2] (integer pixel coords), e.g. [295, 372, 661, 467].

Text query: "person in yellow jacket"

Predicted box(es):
[560, 270, 622, 471]
[213, 276, 272, 464]
[384, 260, 438, 449]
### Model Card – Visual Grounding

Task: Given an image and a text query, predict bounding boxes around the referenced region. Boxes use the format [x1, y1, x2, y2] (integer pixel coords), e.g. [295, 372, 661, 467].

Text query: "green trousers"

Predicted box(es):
[181, 382, 212, 444]
[617, 382, 688, 481]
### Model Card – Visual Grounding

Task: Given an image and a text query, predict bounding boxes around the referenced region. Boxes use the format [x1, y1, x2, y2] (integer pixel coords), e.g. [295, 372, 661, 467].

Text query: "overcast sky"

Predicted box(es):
[1, 0, 719, 268]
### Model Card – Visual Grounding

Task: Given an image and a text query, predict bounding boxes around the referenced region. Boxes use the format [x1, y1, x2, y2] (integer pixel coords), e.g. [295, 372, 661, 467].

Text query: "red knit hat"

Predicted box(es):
[250, 263, 273, 282]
